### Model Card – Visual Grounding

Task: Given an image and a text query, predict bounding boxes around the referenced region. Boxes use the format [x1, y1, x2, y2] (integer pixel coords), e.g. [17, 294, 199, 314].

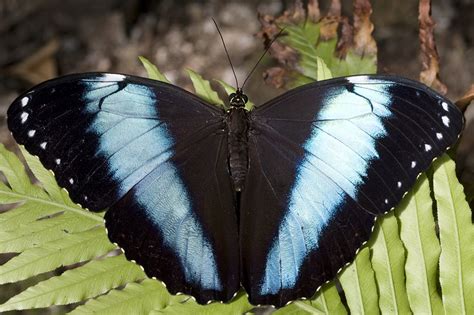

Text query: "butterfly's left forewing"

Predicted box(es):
[241, 75, 463, 306]
[7, 73, 240, 303]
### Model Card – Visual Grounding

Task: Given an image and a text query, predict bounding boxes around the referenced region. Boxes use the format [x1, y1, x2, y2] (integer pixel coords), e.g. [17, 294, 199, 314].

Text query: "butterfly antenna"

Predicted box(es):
[212, 18, 239, 89]
[241, 27, 286, 91]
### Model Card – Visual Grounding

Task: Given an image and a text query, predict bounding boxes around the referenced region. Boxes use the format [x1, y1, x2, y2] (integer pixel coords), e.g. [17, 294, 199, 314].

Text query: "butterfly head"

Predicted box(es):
[229, 89, 248, 108]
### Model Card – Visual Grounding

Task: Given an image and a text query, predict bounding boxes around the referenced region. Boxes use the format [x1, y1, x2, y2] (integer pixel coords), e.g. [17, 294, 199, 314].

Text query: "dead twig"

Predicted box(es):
[418, 0, 447, 94]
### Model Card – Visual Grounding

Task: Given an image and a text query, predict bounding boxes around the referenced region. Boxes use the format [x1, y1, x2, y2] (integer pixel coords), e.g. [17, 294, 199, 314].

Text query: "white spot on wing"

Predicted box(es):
[347, 75, 370, 84]
[40, 142, 47, 149]
[20, 112, 29, 124]
[397, 181, 402, 188]
[384, 198, 389, 204]
[27, 130, 36, 137]
[442, 116, 450, 127]
[441, 101, 449, 111]
[55, 158, 61, 165]
[436, 132, 443, 140]
[21, 97, 29, 107]
[411, 161, 417, 168]
[69, 178, 74, 184]
[102, 73, 126, 81]
[425, 144, 432, 152]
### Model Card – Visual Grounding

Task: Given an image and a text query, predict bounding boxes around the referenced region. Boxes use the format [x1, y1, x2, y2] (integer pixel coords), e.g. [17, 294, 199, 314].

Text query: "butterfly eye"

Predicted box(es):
[229, 93, 236, 99]
[243, 95, 248, 103]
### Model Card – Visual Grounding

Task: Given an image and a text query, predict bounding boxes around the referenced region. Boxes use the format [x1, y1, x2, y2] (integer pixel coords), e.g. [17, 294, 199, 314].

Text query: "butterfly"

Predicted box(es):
[7, 72, 463, 307]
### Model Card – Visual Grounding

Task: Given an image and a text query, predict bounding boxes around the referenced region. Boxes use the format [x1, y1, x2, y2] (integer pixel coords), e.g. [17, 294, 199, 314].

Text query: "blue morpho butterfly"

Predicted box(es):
[7, 44, 464, 307]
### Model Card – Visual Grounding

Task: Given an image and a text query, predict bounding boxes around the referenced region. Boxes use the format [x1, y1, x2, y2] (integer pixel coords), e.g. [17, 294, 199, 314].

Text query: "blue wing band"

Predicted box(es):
[243, 75, 463, 305]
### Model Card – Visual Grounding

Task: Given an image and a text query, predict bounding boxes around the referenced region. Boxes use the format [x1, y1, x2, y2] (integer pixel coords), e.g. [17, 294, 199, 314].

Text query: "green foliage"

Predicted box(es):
[264, 18, 377, 88]
[1, 18, 472, 315]
[186, 69, 225, 107]
[139, 56, 171, 83]
[433, 155, 474, 314]
[339, 248, 379, 314]
[395, 173, 444, 314]
[279, 23, 372, 84]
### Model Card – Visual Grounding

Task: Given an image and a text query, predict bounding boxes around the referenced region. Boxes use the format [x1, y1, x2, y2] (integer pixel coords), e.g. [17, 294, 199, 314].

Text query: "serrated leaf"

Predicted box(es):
[433, 154, 474, 314]
[331, 51, 377, 78]
[0, 144, 43, 196]
[265, 12, 377, 89]
[0, 212, 99, 252]
[21, 147, 76, 207]
[0, 227, 115, 285]
[214, 79, 254, 110]
[69, 279, 183, 315]
[275, 283, 346, 315]
[339, 247, 379, 314]
[396, 174, 443, 314]
[138, 56, 171, 83]
[186, 69, 224, 106]
[0, 255, 145, 312]
[0, 202, 60, 231]
[370, 214, 410, 313]
[309, 284, 346, 314]
[273, 301, 325, 315]
[316, 56, 332, 81]
[150, 291, 252, 315]
[280, 24, 321, 80]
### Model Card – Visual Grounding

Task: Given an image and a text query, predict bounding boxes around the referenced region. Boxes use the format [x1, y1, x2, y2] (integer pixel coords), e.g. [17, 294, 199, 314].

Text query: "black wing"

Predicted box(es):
[240, 75, 464, 306]
[7, 73, 239, 303]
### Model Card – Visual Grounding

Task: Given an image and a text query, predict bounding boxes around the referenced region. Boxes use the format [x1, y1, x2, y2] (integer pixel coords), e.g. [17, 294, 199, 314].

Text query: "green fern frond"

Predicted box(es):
[370, 214, 410, 313]
[433, 155, 474, 314]
[186, 69, 225, 107]
[139, 56, 171, 83]
[396, 173, 444, 313]
[339, 247, 379, 314]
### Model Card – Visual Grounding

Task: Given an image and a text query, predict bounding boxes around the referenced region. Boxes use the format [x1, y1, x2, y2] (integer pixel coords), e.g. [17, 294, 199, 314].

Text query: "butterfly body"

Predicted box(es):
[227, 105, 250, 192]
[7, 73, 464, 307]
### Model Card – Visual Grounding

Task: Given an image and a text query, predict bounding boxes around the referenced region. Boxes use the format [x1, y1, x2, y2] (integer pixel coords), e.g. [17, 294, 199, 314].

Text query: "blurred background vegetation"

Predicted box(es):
[0, 0, 472, 313]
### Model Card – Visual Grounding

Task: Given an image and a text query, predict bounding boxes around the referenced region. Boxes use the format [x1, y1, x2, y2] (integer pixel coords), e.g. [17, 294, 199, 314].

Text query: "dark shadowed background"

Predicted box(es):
[0, 0, 473, 313]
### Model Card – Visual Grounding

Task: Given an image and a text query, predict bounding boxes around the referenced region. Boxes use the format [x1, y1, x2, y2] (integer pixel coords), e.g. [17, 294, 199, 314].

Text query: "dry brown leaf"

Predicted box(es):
[353, 0, 377, 56]
[336, 17, 354, 57]
[328, 0, 342, 17]
[418, 0, 447, 94]
[456, 84, 474, 112]
[263, 67, 288, 89]
[319, 0, 341, 40]
[289, 0, 306, 23]
[307, 0, 321, 22]
[258, 0, 377, 88]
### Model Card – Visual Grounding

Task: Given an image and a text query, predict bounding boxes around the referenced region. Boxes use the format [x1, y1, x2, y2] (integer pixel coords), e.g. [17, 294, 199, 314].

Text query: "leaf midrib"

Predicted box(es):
[1, 258, 133, 307]
[413, 189, 432, 312]
[293, 301, 324, 314]
[0, 190, 102, 222]
[380, 223, 398, 313]
[444, 166, 466, 311]
[0, 230, 108, 280]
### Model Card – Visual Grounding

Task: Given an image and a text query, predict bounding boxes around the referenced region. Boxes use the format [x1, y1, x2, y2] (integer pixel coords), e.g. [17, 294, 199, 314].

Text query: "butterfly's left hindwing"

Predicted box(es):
[7, 73, 240, 303]
[242, 75, 464, 306]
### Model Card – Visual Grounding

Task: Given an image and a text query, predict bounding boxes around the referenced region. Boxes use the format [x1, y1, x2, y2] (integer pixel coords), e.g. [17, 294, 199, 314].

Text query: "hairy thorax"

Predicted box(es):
[226, 107, 249, 192]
